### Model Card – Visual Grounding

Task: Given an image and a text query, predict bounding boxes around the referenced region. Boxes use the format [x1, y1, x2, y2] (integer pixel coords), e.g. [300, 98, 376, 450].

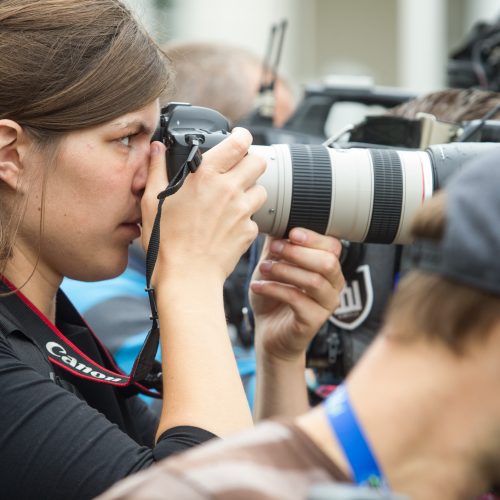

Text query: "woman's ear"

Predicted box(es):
[0, 119, 24, 190]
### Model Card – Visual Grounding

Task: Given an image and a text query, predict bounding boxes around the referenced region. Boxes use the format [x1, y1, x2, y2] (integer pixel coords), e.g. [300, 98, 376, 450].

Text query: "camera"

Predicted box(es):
[154, 102, 500, 389]
[154, 102, 500, 245]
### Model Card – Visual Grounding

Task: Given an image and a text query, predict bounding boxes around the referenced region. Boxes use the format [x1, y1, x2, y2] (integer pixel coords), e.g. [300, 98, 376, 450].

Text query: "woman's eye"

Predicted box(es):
[119, 135, 131, 147]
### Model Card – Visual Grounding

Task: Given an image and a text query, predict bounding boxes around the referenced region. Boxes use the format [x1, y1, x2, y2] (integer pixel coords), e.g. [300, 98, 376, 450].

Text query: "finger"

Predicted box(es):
[145, 141, 168, 196]
[267, 238, 343, 281]
[257, 259, 343, 311]
[263, 240, 345, 307]
[256, 232, 341, 272]
[201, 127, 252, 174]
[250, 280, 324, 326]
[224, 151, 267, 191]
[288, 228, 342, 257]
[243, 183, 268, 217]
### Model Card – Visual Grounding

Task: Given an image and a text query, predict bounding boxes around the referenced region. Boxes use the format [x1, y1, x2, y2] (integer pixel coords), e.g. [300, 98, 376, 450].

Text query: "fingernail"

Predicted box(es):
[270, 241, 284, 254]
[292, 229, 306, 243]
[151, 142, 164, 155]
[260, 260, 273, 273]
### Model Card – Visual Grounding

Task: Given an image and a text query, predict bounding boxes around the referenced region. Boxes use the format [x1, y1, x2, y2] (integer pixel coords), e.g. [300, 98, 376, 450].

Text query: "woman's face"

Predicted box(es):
[19, 99, 160, 282]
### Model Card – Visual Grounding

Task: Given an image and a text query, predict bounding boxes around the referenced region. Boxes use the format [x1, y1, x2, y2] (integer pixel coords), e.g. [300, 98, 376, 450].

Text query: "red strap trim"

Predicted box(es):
[1, 277, 160, 397]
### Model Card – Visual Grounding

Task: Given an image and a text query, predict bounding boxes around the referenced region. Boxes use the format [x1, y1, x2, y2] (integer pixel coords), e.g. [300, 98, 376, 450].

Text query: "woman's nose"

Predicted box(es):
[132, 155, 149, 197]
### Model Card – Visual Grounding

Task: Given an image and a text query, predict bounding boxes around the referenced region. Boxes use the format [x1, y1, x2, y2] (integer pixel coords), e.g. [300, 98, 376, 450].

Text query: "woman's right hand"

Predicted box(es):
[141, 128, 264, 436]
[141, 127, 267, 287]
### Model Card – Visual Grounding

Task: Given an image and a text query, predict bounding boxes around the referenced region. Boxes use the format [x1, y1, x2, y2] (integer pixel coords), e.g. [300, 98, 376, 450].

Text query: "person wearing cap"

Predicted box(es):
[98, 149, 500, 500]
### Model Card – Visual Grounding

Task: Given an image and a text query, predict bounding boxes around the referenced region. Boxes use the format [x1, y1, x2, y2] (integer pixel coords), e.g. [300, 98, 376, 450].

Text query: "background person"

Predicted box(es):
[164, 40, 296, 128]
[99, 148, 500, 500]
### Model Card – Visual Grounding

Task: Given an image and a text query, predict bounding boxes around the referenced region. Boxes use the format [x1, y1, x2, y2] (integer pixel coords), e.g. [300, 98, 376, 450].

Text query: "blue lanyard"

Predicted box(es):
[323, 383, 389, 490]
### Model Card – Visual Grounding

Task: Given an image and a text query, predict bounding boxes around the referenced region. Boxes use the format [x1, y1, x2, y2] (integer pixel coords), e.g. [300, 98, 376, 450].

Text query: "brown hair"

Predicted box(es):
[0, 0, 172, 275]
[387, 88, 500, 122]
[385, 192, 500, 353]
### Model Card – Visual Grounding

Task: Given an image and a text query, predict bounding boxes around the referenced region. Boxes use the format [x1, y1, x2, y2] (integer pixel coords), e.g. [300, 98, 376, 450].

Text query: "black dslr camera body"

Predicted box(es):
[153, 102, 231, 181]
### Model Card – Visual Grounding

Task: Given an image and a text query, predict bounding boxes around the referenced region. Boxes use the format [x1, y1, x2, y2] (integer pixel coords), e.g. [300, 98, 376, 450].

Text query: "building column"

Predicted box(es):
[397, 0, 447, 92]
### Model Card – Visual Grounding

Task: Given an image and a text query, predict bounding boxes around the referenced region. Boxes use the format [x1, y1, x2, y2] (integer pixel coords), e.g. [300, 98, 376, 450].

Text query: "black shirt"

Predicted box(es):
[0, 285, 215, 500]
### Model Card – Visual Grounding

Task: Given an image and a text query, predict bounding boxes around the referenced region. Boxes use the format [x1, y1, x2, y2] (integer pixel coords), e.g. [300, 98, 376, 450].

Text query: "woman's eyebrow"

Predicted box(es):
[111, 119, 155, 135]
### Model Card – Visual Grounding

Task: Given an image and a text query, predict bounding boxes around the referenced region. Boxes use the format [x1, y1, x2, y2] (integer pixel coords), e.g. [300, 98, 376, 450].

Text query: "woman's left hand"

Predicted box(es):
[250, 227, 345, 363]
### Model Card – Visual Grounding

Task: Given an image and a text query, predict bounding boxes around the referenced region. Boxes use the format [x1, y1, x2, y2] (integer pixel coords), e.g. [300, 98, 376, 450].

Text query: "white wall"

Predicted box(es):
[166, 0, 316, 85]
[123, 0, 500, 94]
[313, 0, 398, 87]
[464, 0, 500, 31]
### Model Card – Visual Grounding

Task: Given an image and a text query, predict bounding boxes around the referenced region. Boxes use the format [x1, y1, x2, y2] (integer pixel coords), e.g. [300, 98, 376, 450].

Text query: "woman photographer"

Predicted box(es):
[0, 1, 343, 498]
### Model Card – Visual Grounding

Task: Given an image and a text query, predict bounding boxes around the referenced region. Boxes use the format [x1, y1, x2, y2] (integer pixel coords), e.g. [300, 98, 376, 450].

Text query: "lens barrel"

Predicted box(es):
[250, 143, 500, 244]
[365, 149, 403, 243]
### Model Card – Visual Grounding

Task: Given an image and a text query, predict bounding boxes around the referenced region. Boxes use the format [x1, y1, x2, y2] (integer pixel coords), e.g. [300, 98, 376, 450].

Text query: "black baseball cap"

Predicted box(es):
[413, 149, 500, 295]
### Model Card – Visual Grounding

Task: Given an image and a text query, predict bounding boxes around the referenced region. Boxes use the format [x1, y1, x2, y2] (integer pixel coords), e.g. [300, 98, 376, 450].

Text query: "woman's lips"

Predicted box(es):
[119, 222, 141, 239]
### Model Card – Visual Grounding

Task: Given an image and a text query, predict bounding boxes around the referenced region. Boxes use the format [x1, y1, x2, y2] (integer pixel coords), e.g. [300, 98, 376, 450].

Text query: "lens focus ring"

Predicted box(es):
[285, 145, 332, 236]
[366, 149, 403, 243]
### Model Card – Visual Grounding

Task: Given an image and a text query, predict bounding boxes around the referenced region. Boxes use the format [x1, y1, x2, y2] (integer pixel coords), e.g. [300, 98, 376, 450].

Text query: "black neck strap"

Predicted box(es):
[136, 139, 202, 391]
[145, 140, 202, 296]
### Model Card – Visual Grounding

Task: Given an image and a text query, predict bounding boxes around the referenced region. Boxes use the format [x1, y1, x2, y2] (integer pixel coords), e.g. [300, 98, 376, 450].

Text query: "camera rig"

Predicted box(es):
[153, 102, 500, 393]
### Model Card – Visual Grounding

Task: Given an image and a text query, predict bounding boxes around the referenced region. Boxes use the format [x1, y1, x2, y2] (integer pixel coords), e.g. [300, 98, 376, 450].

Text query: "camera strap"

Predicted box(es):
[143, 139, 203, 387]
[0, 277, 161, 398]
[323, 383, 389, 491]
